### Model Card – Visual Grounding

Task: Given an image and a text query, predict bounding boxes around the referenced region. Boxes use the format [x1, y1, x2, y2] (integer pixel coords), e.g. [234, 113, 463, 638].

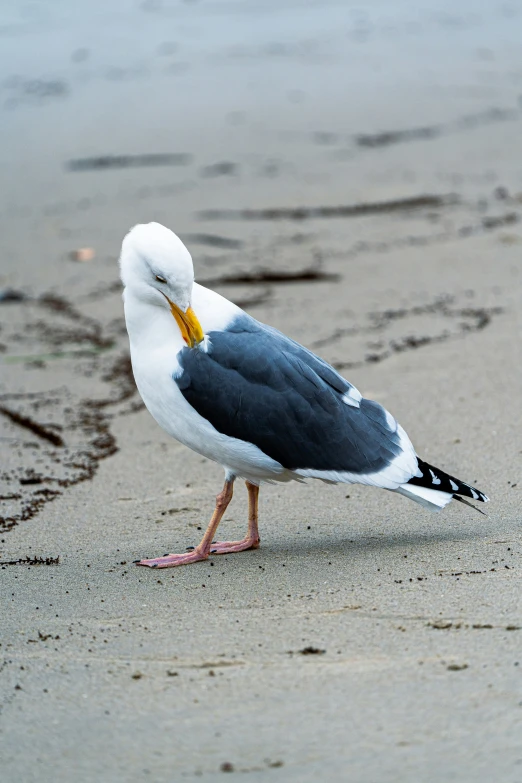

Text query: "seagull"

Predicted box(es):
[120, 222, 489, 568]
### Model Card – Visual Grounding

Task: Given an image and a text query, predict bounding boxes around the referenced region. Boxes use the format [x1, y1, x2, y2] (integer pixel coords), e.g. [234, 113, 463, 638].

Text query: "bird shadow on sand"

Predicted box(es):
[258, 525, 492, 560]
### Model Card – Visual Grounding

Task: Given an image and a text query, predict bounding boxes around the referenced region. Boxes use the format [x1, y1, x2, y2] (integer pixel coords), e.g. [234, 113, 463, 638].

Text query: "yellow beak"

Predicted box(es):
[166, 297, 204, 348]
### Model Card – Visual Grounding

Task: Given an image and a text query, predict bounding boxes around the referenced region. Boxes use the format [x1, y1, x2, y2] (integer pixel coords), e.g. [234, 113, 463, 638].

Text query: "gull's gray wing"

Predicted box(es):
[174, 314, 414, 481]
[174, 315, 409, 474]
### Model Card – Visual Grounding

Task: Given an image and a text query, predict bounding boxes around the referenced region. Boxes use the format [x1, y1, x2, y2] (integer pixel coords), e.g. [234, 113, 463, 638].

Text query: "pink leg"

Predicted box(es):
[208, 481, 260, 555]
[136, 479, 234, 568]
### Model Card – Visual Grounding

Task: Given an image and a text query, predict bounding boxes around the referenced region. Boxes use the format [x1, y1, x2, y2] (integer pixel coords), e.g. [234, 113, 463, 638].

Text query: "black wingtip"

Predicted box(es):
[453, 494, 488, 516]
[411, 459, 489, 505]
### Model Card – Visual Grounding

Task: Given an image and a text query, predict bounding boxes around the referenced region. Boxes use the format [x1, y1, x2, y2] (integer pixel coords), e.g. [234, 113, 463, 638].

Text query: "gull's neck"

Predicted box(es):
[123, 289, 186, 355]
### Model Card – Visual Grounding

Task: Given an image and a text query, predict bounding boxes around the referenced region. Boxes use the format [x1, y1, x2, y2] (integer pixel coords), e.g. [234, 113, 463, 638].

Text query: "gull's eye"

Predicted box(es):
[155, 274, 167, 284]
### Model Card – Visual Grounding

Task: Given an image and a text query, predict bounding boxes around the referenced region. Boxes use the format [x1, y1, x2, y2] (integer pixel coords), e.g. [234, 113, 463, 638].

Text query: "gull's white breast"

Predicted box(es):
[124, 283, 286, 482]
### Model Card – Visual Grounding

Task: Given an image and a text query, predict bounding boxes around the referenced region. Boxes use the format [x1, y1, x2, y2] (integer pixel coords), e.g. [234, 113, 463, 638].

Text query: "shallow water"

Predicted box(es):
[1, 0, 521, 285]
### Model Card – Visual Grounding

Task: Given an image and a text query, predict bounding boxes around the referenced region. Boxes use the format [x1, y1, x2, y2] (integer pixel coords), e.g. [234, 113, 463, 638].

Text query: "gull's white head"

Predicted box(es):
[120, 222, 204, 347]
[120, 222, 194, 311]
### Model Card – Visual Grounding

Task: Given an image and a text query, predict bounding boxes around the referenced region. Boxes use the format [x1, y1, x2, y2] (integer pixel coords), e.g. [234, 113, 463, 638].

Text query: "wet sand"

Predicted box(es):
[1, 1, 521, 780]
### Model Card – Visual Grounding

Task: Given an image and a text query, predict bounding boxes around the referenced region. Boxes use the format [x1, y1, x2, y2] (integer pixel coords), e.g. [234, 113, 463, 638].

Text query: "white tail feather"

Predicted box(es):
[395, 483, 453, 512]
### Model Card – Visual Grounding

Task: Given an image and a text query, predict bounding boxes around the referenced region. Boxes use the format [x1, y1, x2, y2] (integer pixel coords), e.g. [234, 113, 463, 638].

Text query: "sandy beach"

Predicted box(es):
[1, 1, 521, 780]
